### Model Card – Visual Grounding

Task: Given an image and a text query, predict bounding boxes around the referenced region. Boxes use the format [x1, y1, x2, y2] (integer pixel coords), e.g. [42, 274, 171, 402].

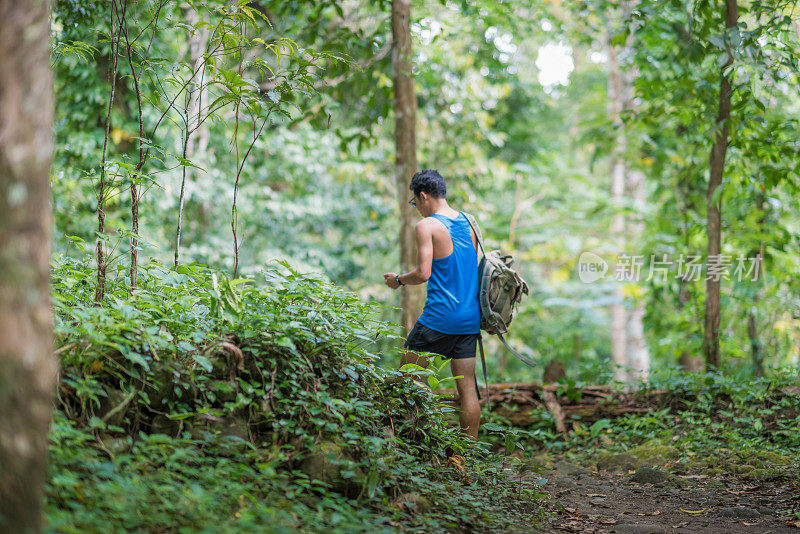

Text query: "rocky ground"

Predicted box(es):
[526, 445, 800, 534]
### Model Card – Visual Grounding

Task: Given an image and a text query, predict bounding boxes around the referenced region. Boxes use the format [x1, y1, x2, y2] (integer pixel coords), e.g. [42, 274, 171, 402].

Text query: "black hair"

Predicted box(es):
[409, 169, 447, 198]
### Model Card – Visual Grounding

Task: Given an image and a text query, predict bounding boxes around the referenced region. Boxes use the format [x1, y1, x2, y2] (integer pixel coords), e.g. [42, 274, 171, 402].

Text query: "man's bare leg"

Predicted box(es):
[450, 357, 480, 439]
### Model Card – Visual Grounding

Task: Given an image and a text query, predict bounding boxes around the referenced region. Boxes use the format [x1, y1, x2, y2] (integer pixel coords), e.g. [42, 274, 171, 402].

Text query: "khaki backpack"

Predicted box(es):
[463, 212, 536, 409]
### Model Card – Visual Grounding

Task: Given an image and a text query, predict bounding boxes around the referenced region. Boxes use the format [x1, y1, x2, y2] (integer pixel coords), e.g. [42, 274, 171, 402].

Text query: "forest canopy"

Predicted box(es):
[49, 0, 800, 379]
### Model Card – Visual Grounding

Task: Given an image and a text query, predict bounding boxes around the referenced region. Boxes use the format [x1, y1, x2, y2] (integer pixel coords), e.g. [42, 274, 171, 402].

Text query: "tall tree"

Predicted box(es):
[607, 30, 628, 383]
[607, 1, 651, 384]
[626, 169, 650, 381]
[392, 0, 423, 335]
[703, 0, 739, 369]
[0, 0, 57, 530]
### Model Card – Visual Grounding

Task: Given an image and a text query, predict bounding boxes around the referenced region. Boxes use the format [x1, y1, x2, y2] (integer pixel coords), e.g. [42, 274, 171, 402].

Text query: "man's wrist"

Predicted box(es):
[395, 274, 405, 286]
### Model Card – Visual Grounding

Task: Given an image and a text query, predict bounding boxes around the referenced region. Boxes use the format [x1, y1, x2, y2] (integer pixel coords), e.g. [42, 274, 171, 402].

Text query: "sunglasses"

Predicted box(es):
[409, 197, 417, 208]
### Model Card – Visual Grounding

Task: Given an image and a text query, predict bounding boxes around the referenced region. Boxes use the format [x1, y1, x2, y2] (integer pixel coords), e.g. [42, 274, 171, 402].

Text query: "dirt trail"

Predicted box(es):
[539, 459, 799, 534]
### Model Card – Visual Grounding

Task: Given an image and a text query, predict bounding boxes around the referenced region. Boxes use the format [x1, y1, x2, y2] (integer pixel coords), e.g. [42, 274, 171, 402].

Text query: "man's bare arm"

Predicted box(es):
[383, 220, 434, 289]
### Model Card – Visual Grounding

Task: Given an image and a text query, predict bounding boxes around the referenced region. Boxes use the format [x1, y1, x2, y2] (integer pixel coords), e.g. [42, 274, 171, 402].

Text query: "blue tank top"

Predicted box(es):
[417, 211, 480, 335]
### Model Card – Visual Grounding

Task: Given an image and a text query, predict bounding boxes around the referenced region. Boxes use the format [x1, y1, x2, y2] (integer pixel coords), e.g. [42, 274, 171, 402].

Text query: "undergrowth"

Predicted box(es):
[45, 256, 547, 533]
[521, 371, 800, 456]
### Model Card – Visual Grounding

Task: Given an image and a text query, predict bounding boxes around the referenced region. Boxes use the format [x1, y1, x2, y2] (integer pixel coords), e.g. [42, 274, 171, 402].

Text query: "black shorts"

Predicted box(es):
[403, 322, 479, 360]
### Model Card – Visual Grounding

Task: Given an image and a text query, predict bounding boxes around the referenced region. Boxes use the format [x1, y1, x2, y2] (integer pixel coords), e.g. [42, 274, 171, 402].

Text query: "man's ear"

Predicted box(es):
[419, 191, 428, 202]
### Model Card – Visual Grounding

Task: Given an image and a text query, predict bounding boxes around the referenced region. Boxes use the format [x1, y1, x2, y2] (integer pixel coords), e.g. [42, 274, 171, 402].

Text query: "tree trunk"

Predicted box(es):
[748, 307, 762, 377]
[175, 4, 210, 267]
[606, 33, 628, 384]
[677, 275, 704, 372]
[626, 302, 649, 382]
[95, 1, 123, 304]
[626, 169, 650, 382]
[748, 190, 766, 377]
[123, 11, 145, 289]
[703, 0, 738, 370]
[391, 0, 422, 335]
[0, 0, 57, 530]
[674, 177, 703, 372]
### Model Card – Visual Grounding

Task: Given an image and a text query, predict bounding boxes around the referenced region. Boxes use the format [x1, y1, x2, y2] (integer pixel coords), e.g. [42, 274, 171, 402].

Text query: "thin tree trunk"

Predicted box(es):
[607, 33, 628, 383]
[677, 274, 704, 372]
[231, 19, 244, 279]
[748, 190, 766, 377]
[748, 307, 762, 376]
[175, 128, 190, 267]
[175, 4, 209, 267]
[0, 0, 57, 529]
[231, 115, 269, 278]
[231, 109, 241, 278]
[703, 0, 739, 370]
[674, 180, 703, 372]
[95, 0, 125, 305]
[392, 0, 422, 335]
[122, 2, 145, 289]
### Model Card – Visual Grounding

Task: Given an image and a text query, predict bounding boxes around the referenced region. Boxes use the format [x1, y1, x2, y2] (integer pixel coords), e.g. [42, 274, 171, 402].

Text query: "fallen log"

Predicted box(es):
[437, 383, 674, 427]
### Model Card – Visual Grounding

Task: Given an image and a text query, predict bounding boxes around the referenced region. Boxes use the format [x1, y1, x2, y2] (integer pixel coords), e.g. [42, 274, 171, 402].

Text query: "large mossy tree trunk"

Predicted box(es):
[391, 0, 423, 336]
[0, 0, 57, 531]
[703, 0, 739, 370]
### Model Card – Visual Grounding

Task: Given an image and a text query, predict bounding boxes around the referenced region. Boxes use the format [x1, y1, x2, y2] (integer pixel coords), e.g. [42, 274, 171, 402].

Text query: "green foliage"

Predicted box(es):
[48, 257, 546, 531]
[48, 0, 800, 382]
[46, 412, 393, 533]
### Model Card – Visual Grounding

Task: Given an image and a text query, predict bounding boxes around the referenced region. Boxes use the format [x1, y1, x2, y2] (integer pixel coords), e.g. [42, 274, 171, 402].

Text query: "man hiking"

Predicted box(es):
[384, 169, 482, 439]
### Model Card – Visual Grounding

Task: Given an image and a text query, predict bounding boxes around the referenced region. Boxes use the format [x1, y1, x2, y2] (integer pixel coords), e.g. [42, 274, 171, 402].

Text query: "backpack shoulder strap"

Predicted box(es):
[498, 333, 538, 367]
[477, 334, 491, 410]
[461, 211, 485, 257]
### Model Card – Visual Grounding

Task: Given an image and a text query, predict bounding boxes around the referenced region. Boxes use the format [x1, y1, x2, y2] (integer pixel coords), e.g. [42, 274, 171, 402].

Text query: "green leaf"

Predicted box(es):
[192, 354, 213, 373]
[505, 432, 515, 454]
[708, 35, 726, 49]
[590, 418, 611, 438]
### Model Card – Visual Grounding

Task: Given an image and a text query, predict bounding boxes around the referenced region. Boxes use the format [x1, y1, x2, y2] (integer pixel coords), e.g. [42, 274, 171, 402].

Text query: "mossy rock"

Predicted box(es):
[716, 460, 735, 473]
[299, 440, 364, 496]
[553, 461, 587, 476]
[188, 414, 250, 442]
[150, 414, 179, 437]
[99, 433, 132, 455]
[683, 460, 708, 471]
[733, 464, 755, 475]
[394, 492, 432, 513]
[596, 453, 641, 473]
[629, 443, 680, 462]
[755, 451, 791, 466]
[745, 468, 768, 479]
[629, 467, 669, 484]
